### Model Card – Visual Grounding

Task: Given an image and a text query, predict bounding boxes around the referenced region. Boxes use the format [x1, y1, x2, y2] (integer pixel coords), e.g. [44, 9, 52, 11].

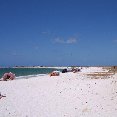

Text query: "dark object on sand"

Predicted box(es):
[50, 71, 60, 76]
[0, 92, 6, 99]
[2, 72, 15, 81]
[62, 69, 67, 73]
[72, 68, 81, 73]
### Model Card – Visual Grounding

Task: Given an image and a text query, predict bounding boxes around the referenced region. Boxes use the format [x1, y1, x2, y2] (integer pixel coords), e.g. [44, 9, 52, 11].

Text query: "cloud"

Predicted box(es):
[66, 38, 77, 44]
[55, 38, 65, 44]
[54, 37, 77, 44]
[11, 52, 24, 56]
[41, 31, 49, 34]
[41, 31, 52, 36]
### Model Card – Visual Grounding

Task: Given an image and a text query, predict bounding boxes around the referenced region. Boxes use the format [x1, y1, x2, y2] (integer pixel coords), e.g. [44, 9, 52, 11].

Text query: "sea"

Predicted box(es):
[0, 68, 62, 79]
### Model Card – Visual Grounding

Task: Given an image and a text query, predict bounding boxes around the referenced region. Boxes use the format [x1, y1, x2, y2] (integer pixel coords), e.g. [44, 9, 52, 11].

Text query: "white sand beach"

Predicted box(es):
[0, 67, 117, 117]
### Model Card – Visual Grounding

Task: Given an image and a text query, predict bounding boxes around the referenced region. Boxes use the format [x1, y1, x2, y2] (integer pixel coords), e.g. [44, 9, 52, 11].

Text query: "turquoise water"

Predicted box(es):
[0, 68, 61, 79]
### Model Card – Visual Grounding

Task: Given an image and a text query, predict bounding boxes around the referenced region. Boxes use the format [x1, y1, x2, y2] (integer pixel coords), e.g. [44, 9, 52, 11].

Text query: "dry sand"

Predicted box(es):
[0, 67, 117, 117]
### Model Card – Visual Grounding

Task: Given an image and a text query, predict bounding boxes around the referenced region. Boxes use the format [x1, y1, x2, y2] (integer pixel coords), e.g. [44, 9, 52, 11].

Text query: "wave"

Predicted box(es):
[16, 74, 47, 79]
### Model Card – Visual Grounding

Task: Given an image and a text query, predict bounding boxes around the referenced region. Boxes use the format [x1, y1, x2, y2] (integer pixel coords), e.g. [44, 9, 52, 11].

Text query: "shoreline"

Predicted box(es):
[1, 65, 117, 68]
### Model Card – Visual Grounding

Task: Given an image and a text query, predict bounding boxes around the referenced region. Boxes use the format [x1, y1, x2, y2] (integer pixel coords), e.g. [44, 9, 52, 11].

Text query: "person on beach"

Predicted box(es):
[0, 92, 6, 99]
[50, 71, 60, 76]
[1, 72, 15, 81]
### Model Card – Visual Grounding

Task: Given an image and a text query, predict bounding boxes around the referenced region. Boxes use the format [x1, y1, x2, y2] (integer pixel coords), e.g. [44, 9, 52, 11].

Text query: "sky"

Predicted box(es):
[0, 0, 117, 67]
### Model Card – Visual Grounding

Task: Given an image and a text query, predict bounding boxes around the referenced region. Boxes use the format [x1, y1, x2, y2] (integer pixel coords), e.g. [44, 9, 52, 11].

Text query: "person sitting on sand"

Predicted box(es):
[50, 71, 60, 77]
[1, 72, 15, 81]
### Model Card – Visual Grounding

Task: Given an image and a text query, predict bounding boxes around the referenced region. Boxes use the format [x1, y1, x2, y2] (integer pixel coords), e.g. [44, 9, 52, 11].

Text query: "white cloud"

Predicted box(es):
[55, 37, 65, 43]
[55, 38, 65, 44]
[41, 31, 49, 34]
[11, 52, 23, 56]
[66, 38, 77, 44]
[54, 37, 77, 44]
[41, 31, 51, 36]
